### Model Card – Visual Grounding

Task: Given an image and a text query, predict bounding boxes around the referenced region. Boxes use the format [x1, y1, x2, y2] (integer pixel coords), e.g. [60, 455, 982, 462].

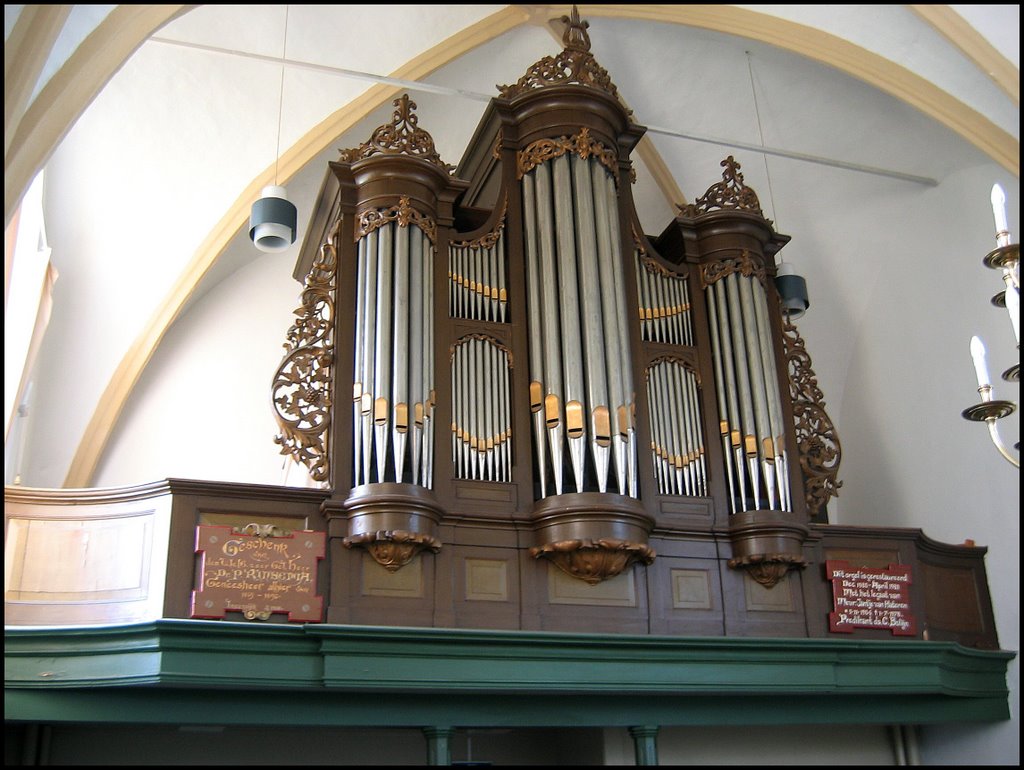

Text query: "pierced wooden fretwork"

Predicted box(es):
[700, 250, 767, 289]
[678, 156, 766, 219]
[355, 196, 437, 244]
[517, 128, 619, 185]
[338, 94, 455, 173]
[272, 221, 339, 482]
[781, 313, 842, 518]
[498, 5, 628, 112]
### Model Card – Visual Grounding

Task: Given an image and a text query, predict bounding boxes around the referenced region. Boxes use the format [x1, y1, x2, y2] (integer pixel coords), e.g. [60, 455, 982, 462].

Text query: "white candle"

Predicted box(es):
[1005, 279, 1020, 345]
[970, 336, 990, 389]
[991, 184, 1010, 244]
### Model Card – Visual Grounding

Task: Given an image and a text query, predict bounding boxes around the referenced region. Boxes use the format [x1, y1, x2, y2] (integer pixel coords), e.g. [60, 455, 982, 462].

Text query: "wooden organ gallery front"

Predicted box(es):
[3, 9, 1013, 766]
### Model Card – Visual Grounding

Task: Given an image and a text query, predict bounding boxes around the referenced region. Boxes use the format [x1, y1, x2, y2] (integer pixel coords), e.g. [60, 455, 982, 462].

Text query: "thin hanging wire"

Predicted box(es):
[273, 6, 290, 185]
[150, 34, 937, 186]
[746, 51, 780, 231]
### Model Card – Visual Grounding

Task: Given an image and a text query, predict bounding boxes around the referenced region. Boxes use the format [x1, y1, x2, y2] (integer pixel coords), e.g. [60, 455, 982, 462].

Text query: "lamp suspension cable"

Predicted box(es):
[746, 51, 809, 318]
[249, 4, 298, 253]
[150, 35, 938, 187]
[747, 51, 778, 231]
[274, 6, 289, 187]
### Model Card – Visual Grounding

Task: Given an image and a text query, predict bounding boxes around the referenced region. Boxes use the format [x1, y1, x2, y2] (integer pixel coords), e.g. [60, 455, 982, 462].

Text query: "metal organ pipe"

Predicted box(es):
[352, 235, 368, 487]
[571, 154, 611, 493]
[358, 229, 378, 486]
[421, 227, 435, 488]
[392, 223, 411, 483]
[713, 279, 747, 510]
[752, 277, 791, 511]
[688, 367, 708, 494]
[409, 229, 424, 486]
[737, 274, 774, 510]
[552, 154, 587, 495]
[593, 163, 629, 496]
[723, 272, 761, 509]
[598, 167, 637, 498]
[372, 223, 394, 484]
[522, 173, 550, 497]
[706, 286, 738, 512]
[704, 265, 791, 513]
[533, 162, 567, 496]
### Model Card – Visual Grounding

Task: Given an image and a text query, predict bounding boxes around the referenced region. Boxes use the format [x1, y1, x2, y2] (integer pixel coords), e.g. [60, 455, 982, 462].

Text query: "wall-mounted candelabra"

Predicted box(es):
[963, 184, 1019, 469]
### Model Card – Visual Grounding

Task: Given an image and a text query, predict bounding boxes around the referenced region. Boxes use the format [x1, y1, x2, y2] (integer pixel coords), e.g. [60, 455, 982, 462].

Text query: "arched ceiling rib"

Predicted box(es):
[909, 4, 1018, 105]
[4, 5, 194, 229]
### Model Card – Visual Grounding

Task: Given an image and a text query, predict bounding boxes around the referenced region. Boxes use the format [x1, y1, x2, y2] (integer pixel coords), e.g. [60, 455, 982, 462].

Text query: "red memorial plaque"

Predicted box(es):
[192, 525, 326, 622]
[826, 560, 916, 636]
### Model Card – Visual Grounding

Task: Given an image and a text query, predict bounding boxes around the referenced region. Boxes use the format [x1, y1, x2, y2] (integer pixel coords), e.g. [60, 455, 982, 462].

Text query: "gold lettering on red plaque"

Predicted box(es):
[191, 525, 326, 622]
[826, 560, 916, 636]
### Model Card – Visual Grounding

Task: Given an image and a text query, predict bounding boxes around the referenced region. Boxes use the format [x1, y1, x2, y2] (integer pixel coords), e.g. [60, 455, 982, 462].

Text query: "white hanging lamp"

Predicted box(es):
[250, 6, 297, 253]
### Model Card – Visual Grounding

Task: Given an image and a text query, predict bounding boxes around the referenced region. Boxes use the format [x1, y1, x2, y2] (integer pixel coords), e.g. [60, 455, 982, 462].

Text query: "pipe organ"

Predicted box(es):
[1, 15, 1007, 752]
[1, 22, 1004, 748]
[275, 7, 844, 623]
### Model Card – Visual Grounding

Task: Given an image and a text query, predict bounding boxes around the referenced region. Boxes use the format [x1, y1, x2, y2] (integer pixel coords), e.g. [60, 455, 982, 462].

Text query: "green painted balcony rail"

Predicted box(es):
[5, 620, 1014, 728]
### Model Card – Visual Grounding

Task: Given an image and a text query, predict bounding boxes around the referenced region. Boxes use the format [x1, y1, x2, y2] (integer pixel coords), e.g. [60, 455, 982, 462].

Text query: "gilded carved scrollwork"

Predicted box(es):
[338, 94, 455, 174]
[239, 523, 290, 538]
[498, 6, 628, 112]
[271, 221, 339, 482]
[781, 313, 842, 518]
[678, 156, 766, 219]
[531, 538, 656, 585]
[355, 195, 437, 244]
[700, 250, 767, 289]
[517, 128, 619, 184]
[343, 530, 442, 572]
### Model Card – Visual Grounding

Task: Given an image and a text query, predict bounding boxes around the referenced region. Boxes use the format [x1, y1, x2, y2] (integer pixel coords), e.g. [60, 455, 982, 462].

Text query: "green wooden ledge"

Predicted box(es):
[5, 620, 1014, 727]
